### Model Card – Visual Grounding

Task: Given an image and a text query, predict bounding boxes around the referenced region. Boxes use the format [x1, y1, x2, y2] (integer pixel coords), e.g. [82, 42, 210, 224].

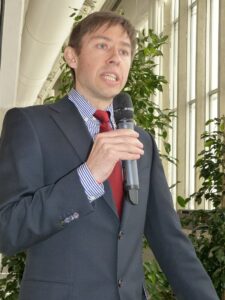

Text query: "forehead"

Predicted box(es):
[83, 23, 131, 45]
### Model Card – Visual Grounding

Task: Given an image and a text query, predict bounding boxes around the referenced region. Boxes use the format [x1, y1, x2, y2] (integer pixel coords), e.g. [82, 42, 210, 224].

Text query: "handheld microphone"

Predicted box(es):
[113, 92, 139, 205]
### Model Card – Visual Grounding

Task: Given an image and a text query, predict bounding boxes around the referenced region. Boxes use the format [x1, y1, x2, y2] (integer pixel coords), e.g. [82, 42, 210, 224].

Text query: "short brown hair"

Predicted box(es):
[67, 11, 136, 82]
[68, 11, 136, 57]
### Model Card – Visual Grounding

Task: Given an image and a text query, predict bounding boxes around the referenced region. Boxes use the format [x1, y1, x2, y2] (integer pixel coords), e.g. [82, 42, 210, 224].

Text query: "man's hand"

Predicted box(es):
[86, 129, 144, 183]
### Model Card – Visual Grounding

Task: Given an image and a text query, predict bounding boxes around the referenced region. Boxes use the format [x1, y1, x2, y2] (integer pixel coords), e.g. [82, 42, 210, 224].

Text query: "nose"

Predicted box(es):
[107, 47, 121, 65]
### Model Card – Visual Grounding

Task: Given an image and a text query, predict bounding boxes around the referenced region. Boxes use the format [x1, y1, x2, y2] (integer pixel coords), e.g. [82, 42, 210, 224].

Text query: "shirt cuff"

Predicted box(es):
[77, 163, 104, 202]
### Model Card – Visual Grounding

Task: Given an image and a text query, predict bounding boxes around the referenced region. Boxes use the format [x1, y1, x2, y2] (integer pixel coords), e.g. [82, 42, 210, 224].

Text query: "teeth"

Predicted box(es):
[104, 74, 117, 81]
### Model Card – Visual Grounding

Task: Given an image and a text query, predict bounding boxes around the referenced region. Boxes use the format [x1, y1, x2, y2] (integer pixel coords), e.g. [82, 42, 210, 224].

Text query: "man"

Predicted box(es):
[0, 11, 219, 300]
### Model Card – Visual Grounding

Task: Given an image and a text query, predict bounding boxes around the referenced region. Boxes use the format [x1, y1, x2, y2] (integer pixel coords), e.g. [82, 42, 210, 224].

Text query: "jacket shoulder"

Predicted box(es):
[135, 125, 154, 148]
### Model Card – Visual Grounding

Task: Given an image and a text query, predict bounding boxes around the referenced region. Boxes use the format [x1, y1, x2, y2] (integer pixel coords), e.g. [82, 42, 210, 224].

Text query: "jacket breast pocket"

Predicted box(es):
[19, 279, 72, 300]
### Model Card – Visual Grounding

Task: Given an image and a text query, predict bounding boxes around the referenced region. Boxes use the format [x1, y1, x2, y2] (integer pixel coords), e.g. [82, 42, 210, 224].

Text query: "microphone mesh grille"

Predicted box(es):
[113, 92, 134, 123]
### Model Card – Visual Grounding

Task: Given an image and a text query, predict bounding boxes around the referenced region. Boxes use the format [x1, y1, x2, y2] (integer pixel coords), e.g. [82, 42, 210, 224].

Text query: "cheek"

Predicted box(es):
[80, 57, 98, 74]
[76, 60, 92, 78]
[123, 64, 131, 80]
[123, 59, 131, 72]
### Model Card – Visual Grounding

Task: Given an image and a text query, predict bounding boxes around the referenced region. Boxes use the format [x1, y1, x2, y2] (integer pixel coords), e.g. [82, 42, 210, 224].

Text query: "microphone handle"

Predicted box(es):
[117, 120, 139, 205]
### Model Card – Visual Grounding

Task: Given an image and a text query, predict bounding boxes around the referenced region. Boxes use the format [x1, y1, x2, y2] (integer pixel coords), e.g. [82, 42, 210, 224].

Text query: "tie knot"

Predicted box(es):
[94, 110, 110, 124]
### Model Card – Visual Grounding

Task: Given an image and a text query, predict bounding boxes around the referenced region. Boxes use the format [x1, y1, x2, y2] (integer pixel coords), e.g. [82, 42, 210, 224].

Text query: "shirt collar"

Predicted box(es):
[68, 88, 115, 125]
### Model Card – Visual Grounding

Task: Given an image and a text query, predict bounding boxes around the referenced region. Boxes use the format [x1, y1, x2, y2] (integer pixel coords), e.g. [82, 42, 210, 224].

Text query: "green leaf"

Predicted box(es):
[177, 196, 189, 207]
[164, 142, 171, 154]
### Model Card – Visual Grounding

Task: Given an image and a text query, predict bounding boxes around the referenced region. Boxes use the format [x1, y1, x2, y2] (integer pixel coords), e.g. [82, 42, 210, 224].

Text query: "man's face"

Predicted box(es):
[73, 24, 132, 109]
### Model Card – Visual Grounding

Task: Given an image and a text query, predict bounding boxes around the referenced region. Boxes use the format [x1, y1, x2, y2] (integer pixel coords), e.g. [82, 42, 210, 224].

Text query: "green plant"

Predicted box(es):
[125, 29, 176, 164]
[144, 260, 175, 300]
[0, 18, 175, 300]
[0, 253, 26, 299]
[178, 116, 225, 299]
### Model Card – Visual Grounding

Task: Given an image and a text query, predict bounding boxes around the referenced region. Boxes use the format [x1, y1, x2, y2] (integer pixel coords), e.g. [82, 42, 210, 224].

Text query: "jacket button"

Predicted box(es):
[72, 212, 79, 219]
[118, 279, 123, 288]
[118, 230, 124, 240]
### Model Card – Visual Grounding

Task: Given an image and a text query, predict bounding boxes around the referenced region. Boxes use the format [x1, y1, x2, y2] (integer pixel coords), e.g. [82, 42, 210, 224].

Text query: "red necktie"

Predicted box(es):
[94, 110, 124, 218]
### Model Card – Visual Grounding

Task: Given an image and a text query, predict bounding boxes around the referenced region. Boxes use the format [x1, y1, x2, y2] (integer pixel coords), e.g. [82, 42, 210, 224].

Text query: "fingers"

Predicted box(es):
[94, 128, 139, 138]
[86, 129, 144, 183]
[93, 133, 144, 152]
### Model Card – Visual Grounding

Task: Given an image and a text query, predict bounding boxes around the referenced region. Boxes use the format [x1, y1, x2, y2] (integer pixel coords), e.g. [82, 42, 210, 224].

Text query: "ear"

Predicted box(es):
[64, 46, 77, 68]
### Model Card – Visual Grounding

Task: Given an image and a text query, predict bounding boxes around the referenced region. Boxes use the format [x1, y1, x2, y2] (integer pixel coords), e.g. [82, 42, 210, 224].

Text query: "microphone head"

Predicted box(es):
[113, 92, 134, 123]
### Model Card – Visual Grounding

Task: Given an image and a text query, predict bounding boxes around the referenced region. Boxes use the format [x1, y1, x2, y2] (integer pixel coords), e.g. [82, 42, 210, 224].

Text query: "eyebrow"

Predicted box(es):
[90, 35, 131, 49]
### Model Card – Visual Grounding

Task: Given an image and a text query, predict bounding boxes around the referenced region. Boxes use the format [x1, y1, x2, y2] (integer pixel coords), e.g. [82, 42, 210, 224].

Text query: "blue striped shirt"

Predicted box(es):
[68, 88, 116, 202]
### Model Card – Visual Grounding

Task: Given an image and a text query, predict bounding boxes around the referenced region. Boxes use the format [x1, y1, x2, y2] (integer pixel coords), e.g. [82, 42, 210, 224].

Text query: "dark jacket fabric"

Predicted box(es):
[0, 97, 219, 300]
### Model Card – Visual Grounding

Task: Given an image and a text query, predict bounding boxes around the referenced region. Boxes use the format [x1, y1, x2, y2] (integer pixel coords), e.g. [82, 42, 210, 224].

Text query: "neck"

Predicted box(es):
[73, 87, 113, 110]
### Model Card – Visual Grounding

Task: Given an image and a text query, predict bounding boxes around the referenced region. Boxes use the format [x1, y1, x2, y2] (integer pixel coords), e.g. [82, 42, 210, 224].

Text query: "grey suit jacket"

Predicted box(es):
[0, 97, 219, 300]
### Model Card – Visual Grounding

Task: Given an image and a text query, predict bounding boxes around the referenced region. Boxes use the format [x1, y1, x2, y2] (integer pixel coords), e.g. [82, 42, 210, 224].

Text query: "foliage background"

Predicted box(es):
[178, 117, 225, 299]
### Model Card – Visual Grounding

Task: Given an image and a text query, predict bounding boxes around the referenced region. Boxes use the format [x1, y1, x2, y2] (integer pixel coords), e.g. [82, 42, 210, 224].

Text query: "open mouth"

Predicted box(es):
[103, 73, 118, 82]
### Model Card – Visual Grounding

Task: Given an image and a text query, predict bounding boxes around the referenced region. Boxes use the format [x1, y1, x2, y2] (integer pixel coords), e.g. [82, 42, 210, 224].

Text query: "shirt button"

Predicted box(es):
[118, 230, 124, 240]
[118, 279, 123, 288]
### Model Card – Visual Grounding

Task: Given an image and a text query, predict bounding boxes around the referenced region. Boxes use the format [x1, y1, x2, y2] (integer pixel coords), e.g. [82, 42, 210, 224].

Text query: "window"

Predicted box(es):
[168, 0, 179, 203]
[155, 0, 164, 35]
[206, 0, 219, 122]
[186, 0, 197, 208]
[187, 102, 196, 208]
[163, 0, 222, 211]
[205, 0, 219, 209]
[153, 0, 165, 108]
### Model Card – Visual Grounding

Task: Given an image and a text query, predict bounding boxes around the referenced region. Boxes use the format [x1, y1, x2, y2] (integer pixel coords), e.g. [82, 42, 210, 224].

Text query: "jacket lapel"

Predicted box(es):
[48, 97, 93, 163]
[48, 97, 118, 218]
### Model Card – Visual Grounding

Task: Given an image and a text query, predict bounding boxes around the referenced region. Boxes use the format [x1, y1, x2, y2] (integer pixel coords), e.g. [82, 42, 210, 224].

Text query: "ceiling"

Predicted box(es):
[0, 0, 108, 109]
[0, 0, 150, 110]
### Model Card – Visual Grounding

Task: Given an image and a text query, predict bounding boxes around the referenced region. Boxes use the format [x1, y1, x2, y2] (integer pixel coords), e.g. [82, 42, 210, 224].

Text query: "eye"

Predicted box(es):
[120, 49, 130, 56]
[96, 43, 108, 50]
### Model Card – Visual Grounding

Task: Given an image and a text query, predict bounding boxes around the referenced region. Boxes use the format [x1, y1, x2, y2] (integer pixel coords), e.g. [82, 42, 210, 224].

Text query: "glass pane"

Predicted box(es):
[172, 0, 179, 21]
[209, 93, 218, 134]
[210, 0, 219, 90]
[210, 93, 218, 118]
[206, 93, 218, 129]
[168, 116, 177, 205]
[187, 103, 196, 209]
[190, 5, 197, 101]
[156, 0, 164, 34]
[170, 22, 178, 109]
[137, 18, 148, 32]
[205, 93, 218, 209]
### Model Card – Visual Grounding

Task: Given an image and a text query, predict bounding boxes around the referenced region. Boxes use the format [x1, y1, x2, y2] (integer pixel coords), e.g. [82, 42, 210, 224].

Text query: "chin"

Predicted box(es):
[104, 89, 122, 99]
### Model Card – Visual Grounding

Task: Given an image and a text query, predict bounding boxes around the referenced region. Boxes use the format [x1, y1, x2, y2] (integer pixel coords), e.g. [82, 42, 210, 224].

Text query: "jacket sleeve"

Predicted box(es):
[144, 135, 219, 300]
[0, 108, 94, 256]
